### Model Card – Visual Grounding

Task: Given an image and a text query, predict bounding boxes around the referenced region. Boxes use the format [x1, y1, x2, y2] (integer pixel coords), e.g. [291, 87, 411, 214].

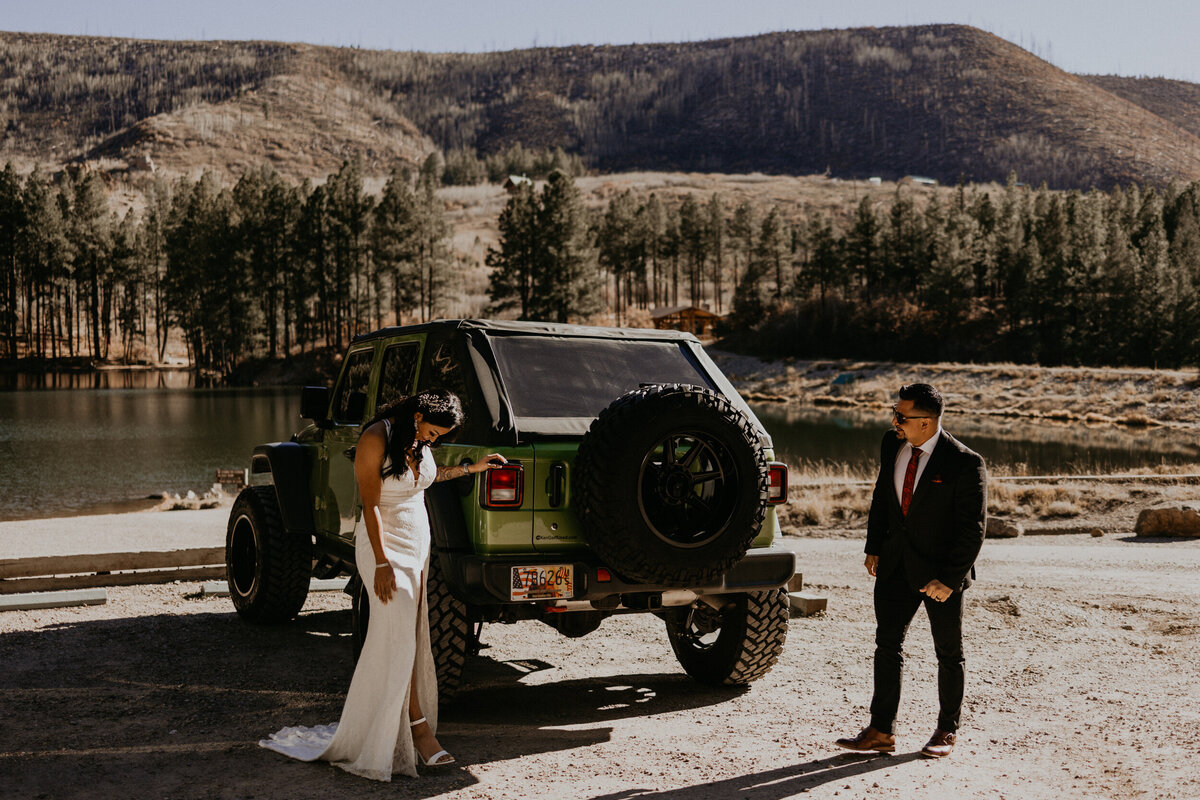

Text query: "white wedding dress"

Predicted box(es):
[260, 434, 440, 781]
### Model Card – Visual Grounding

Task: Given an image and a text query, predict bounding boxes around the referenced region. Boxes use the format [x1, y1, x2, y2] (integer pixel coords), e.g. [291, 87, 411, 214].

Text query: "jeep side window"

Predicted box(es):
[332, 349, 374, 423]
[376, 342, 421, 409]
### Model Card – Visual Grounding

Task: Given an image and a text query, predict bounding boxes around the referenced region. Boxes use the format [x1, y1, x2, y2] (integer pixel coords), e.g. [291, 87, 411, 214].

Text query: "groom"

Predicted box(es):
[835, 383, 987, 759]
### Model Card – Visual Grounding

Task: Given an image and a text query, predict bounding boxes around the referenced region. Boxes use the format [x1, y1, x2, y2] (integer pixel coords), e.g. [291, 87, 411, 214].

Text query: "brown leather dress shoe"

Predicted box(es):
[920, 729, 956, 758]
[834, 726, 896, 753]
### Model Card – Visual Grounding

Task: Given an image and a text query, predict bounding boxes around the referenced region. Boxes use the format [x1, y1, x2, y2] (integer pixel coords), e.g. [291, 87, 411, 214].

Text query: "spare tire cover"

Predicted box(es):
[573, 384, 769, 586]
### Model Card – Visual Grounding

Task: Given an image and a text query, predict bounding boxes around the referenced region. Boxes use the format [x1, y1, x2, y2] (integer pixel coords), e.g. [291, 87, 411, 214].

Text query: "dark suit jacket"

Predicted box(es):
[865, 429, 987, 593]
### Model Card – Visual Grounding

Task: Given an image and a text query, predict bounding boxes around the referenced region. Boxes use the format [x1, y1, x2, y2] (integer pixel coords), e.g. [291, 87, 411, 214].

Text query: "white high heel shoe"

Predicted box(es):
[410, 717, 455, 766]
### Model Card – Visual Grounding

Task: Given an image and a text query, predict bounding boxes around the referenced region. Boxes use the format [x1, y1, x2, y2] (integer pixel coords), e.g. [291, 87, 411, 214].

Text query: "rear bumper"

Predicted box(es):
[436, 546, 797, 607]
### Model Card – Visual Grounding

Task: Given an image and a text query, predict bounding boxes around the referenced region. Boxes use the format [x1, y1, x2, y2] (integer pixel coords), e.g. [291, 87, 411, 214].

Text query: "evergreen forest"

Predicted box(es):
[2, 161, 1199, 373]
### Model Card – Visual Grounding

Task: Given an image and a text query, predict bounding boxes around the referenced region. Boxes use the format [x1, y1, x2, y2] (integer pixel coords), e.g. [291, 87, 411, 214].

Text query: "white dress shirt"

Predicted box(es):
[893, 427, 943, 505]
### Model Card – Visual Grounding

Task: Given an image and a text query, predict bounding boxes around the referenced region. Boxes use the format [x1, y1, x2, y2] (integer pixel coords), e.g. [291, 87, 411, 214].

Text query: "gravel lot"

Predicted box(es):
[2, 531, 1198, 800]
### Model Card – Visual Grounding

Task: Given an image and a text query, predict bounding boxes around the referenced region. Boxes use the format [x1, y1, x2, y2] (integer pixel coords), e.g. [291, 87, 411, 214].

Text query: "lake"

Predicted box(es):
[0, 385, 298, 521]
[1, 384, 1197, 521]
[754, 403, 1200, 478]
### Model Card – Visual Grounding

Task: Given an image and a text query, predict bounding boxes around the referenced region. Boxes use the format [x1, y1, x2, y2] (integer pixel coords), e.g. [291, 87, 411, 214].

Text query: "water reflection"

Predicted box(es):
[0, 387, 300, 521]
[0, 369, 206, 391]
[753, 403, 1200, 477]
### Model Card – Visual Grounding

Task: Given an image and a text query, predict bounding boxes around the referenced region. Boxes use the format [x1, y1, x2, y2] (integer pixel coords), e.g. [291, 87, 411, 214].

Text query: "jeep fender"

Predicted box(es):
[427, 486, 471, 549]
[251, 442, 315, 535]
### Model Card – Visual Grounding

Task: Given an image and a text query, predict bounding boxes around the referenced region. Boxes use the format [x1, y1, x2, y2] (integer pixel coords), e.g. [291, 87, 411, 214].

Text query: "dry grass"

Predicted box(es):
[716, 352, 1200, 433]
[780, 483, 873, 528]
[779, 460, 1200, 531]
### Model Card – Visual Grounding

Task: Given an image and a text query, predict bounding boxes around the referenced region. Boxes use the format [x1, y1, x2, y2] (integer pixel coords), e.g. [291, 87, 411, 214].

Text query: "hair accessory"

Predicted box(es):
[416, 390, 460, 416]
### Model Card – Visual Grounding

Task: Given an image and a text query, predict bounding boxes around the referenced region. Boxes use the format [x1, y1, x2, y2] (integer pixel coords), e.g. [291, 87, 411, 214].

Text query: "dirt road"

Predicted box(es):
[2, 531, 1197, 800]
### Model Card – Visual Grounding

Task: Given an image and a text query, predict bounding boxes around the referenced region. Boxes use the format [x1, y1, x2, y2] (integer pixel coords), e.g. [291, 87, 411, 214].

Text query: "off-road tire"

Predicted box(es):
[575, 384, 769, 586]
[428, 556, 471, 701]
[226, 486, 312, 623]
[666, 589, 789, 686]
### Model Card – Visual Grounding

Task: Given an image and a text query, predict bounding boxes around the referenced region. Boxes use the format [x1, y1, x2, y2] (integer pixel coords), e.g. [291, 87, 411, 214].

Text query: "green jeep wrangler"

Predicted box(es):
[225, 319, 796, 697]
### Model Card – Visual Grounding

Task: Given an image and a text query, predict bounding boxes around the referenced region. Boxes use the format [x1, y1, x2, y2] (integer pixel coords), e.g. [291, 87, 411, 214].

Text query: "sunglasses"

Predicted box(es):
[891, 406, 936, 424]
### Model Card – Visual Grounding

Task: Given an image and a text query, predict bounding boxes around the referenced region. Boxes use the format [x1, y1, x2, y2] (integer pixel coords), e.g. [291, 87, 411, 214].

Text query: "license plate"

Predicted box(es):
[510, 565, 574, 601]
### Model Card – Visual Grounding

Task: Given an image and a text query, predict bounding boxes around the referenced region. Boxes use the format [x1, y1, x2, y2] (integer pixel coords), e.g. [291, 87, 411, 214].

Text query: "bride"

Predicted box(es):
[260, 389, 505, 781]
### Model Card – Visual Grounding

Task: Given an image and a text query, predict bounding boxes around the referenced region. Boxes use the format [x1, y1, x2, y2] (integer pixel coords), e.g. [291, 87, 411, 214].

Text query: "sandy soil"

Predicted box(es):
[2, 529, 1197, 800]
[0, 506, 230, 560]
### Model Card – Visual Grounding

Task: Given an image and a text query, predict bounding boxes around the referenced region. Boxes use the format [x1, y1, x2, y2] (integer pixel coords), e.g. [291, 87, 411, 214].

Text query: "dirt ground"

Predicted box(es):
[2, 531, 1197, 800]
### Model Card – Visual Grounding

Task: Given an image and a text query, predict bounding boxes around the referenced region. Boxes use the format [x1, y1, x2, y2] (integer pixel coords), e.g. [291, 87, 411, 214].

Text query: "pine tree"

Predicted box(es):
[844, 196, 880, 302]
[372, 167, 420, 324]
[18, 167, 69, 359]
[164, 172, 246, 373]
[0, 163, 23, 358]
[677, 195, 707, 306]
[233, 167, 299, 358]
[412, 175, 453, 322]
[798, 217, 843, 307]
[754, 206, 789, 301]
[641, 193, 667, 307]
[533, 171, 602, 323]
[705, 193, 726, 312]
[486, 182, 540, 319]
[597, 189, 643, 325]
[728, 200, 754, 292]
[69, 171, 114, 359]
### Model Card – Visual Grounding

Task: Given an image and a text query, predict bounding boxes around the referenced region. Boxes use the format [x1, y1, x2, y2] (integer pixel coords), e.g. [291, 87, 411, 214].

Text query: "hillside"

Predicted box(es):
[0, 33, 436, 182]
[1, 26, 1199, 188]
[1082, 75, 1200, 142]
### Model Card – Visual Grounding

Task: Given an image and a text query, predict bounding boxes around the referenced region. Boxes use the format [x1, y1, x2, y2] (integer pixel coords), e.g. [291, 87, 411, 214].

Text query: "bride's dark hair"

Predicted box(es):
[366, 388, 464, 480]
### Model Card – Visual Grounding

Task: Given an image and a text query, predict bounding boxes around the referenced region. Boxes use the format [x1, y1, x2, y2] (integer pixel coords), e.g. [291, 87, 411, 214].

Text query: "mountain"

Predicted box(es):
[1, 26, 1199, 188]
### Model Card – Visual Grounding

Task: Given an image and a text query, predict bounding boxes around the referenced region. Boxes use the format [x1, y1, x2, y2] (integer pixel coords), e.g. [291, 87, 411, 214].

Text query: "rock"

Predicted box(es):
[1134, 507, 1200, 538]
[789, 592, 827, 617]
[983, 595, 1020, 617]
[986, 518, 1023, 538]
[1090, 528, 1104, 538]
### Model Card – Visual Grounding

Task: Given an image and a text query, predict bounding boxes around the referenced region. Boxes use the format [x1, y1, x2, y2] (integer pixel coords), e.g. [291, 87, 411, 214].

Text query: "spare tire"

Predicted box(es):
[574, 384, 769, 586]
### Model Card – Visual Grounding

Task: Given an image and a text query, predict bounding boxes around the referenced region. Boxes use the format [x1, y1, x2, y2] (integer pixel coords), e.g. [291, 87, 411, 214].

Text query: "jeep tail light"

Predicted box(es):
[767, 463, 789, 505]
[484, 464, 524, 508]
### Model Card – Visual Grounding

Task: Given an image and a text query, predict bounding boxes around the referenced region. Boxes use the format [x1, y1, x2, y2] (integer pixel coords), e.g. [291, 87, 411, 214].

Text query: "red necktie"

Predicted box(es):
[901, 447, 922, 516]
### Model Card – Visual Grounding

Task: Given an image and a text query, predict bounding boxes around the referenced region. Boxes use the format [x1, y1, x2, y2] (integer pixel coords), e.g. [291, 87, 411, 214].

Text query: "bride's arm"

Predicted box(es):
[435, 454, 507, 483]
[355, 423, 396, 603]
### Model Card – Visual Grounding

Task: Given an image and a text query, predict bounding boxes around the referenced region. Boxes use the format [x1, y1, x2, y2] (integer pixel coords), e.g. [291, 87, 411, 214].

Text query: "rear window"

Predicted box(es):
[488, 336, 717, 419]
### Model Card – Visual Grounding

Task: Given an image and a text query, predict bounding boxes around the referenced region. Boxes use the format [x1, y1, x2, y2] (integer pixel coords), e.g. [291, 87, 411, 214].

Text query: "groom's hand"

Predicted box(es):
[921, 579, 953, 602]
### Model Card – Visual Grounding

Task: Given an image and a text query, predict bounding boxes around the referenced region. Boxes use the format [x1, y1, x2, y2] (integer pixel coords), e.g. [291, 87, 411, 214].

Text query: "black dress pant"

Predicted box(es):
[869, 567, 965, 734]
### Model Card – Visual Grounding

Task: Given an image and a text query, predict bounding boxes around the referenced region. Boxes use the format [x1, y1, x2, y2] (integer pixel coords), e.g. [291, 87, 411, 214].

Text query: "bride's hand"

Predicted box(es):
[373, 564, 397, 604]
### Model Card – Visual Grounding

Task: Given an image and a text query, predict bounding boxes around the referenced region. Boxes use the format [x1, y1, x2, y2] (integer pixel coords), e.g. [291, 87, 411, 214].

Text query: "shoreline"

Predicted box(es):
[711, 350, 1200, 430]
[0, 496, 162, 524]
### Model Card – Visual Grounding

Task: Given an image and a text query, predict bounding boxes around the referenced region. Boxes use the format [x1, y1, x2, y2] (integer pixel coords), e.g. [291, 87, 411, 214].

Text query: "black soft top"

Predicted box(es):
[354, 319, 768, 446]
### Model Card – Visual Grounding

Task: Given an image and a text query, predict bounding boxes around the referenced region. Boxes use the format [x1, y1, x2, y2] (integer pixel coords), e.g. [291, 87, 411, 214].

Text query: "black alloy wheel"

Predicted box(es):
[639, 431, 739, 549]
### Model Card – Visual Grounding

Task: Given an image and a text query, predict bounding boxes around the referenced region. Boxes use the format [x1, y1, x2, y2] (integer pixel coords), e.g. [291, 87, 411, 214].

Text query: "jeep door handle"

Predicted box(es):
[546, 462, 566, 507]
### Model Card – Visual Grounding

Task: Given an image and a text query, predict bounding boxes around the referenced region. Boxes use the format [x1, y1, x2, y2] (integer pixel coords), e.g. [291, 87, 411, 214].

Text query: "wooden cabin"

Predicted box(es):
[651, 305, 722, 337]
